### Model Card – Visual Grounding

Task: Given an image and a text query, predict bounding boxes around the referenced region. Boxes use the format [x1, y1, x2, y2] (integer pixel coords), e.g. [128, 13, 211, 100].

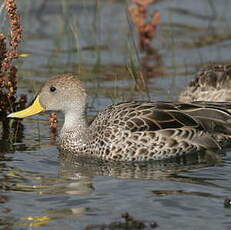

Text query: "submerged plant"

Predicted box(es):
[84, 212, 158, 230]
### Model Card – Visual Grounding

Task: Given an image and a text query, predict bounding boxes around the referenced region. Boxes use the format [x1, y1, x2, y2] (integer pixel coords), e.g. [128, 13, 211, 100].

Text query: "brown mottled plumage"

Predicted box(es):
[179, 64, 231, 102]
[8, 74, 231, 161]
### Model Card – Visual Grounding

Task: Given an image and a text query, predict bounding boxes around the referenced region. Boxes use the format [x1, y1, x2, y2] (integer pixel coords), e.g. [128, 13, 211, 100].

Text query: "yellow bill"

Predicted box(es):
[7, 96, 45, 118]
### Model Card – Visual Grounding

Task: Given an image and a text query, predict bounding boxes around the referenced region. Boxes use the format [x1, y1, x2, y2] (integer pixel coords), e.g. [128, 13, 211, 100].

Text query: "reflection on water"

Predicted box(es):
[1, 0, 231, 229]
[59, 150, 224, 180]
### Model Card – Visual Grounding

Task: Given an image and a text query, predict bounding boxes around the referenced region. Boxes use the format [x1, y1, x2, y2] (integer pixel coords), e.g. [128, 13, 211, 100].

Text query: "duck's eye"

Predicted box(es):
[50, 86, 56, 92]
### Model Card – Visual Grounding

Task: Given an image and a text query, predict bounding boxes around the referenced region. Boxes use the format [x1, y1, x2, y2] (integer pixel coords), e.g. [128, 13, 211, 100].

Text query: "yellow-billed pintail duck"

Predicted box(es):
[7, 74, 231, 161]
[179, 64, 231, 102]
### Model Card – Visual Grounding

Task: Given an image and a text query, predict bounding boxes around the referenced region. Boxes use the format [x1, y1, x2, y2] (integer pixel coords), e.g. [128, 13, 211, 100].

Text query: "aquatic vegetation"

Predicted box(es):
[84, 212, 158, 230]
[128, 0, 161, 51]
[0, 0, 27, 137]
[1, 0, 22, 69]
[49, 112, 58, 140]
[128, 0, 163, 80]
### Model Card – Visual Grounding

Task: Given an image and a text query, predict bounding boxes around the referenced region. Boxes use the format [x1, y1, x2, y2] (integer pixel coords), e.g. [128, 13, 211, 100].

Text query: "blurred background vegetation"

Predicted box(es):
[2, 0, 231, 108]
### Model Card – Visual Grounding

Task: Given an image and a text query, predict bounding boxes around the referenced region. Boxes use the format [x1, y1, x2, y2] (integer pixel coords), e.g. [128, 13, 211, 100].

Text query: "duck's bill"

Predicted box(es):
[7, 96, 45, 118]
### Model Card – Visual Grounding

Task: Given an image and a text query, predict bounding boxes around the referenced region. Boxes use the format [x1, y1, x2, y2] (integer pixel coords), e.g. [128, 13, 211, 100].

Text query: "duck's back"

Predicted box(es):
[179, 64, 231, 102]
[88, 101, 231, 161]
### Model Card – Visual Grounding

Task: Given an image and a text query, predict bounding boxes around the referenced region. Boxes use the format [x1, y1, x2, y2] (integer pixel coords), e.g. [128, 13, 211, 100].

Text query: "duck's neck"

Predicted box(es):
[60, 109, 88, 144]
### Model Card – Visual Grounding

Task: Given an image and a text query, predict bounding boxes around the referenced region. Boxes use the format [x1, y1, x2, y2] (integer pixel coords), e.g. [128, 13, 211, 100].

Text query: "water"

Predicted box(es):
[1, 0, 231, 229]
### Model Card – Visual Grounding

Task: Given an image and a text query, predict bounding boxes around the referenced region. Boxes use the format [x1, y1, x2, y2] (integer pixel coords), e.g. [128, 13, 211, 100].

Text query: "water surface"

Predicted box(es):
[1, 0, 231, 229]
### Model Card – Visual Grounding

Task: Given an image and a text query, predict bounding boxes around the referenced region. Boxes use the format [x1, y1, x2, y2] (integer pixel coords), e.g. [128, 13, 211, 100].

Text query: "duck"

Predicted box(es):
[179, 64, 231, 103]
[7, 74, 231, 161]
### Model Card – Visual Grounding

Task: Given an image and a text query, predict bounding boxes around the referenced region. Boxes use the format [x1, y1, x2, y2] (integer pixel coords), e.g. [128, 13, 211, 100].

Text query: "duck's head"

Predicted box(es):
[8, 74, 87, 118]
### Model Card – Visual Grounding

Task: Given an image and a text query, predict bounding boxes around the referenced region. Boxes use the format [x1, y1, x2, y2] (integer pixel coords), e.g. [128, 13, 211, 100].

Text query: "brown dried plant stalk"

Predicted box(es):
[0, 0, 27, 136]
[49, 112, 58, 141]
[128, 0, 163, 79]
[128, 0, 161, 51]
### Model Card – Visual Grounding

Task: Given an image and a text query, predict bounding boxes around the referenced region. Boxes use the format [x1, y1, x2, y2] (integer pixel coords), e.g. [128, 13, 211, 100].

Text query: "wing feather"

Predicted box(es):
[97, 101, 231, 138]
